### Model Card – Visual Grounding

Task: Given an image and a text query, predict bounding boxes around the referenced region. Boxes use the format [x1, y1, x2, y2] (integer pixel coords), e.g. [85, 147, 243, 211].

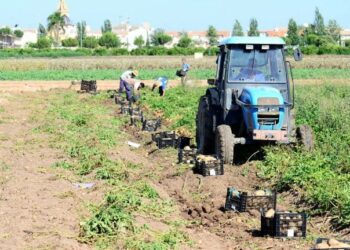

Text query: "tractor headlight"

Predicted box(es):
[270, 107, 279, 112]
[258, 107, 267, 112]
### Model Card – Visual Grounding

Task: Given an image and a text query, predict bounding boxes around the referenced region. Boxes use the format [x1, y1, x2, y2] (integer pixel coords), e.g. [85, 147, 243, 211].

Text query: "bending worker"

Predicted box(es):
[152, 76, 168, 96]
[119, 69, 143, 102]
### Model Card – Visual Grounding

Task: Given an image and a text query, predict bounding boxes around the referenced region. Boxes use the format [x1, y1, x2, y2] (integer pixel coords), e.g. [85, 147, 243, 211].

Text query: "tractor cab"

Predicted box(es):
[196, 37, 312, 164]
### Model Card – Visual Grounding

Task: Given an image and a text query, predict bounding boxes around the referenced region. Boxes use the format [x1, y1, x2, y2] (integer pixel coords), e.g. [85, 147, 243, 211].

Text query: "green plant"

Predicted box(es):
[62, 38, 79, 47]
[98, 32, 121, 48]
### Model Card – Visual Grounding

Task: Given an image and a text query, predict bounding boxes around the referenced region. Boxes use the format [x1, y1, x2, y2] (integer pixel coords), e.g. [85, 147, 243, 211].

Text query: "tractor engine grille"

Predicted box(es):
[257, 97, 280, 126]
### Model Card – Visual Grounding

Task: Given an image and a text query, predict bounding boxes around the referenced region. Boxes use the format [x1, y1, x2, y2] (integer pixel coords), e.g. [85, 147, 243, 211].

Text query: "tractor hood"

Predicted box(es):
[239, 86, 285, 131]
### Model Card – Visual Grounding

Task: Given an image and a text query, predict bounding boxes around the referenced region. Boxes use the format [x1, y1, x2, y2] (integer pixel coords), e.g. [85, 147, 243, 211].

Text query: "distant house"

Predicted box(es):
[14, 29, 38, 48]
[259, 28, 288, 38]
[340, 29, 350, 46]
[165, 30, 230, 48]
[0, 34, 15, 48]
[113, 22, 153, 50]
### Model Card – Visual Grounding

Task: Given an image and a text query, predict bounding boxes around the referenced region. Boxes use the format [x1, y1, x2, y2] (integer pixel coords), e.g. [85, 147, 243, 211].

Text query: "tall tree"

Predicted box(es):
[151, 29, 172, 46]
[98, 32, 121, 48]
[134, 35, 145, 48]
[177, 33, 192, 48]
[327, 19, 341, 43]
[314, 7, 326, 35]
[287, 19, 300, 45]
[77, 21, 87, 47]
[248, 18, 259, 36]
[38, 24, 47, 38]
[47, 12, 66, 46]
[101, 19, 112, 34]
[207, 25, 218, 46]
[232, 20, 244, 36]
[0, 27, 12, 36]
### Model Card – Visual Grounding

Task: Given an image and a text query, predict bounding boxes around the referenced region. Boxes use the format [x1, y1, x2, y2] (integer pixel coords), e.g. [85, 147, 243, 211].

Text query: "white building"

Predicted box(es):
[340, 29, 350, 46]
[113, 22, 153, 50]
[14, 29, 38, 48]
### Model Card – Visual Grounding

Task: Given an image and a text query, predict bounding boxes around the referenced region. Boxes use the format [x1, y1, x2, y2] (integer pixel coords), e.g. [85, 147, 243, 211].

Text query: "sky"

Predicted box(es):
[1, 0, 349, 31]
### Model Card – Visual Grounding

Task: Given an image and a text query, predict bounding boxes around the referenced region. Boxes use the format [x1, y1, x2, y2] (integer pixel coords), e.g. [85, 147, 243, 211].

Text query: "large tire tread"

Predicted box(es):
[215, 125, 234, 164]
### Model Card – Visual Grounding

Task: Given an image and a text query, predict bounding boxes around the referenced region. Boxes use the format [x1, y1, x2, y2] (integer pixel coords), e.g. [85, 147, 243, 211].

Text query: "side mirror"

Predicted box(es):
[293, 48, 303, 61]
[207, 79, 216, 85]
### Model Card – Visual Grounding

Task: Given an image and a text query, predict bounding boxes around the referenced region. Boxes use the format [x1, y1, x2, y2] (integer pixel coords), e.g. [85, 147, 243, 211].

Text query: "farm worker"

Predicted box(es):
[235, 58, 265, 82]
[131, 81, 146, 102]
[181, 58, 190, 85]
[152, 77, 168, 96]
[118, 69, 138, 94]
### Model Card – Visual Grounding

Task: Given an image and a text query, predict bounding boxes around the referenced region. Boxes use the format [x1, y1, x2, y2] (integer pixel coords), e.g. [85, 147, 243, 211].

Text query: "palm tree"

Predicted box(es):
[47, 12, 66, 46]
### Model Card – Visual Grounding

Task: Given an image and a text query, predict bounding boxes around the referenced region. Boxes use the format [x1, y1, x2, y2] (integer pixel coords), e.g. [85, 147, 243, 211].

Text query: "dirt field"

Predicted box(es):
[0, 89, 342, 250]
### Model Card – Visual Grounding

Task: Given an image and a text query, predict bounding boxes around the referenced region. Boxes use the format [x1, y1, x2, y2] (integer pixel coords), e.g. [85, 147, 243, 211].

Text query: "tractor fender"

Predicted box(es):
[206, 88, 220, 107]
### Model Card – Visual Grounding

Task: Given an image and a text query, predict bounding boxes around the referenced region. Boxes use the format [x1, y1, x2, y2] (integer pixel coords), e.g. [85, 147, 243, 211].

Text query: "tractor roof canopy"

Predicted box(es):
[220, 36, 286, 46]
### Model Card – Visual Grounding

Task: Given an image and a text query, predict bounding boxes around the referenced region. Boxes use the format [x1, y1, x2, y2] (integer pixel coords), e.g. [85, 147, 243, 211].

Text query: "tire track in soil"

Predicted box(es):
[0, 93, 94, 250]
[111, 106, 316, 250]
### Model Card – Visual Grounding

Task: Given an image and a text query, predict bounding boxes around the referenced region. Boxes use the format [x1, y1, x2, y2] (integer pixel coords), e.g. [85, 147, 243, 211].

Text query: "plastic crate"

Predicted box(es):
[225, 188, 277, 212]
[152, 131, 178, 142]
[142, 119, 161, 132]
[115, 94, 125, 104]
[130, 107, 142, 116]
[130, 113, 144, 125]
[121, 105, 132, 115]
[81, 80, 97, 93]
[155, 137, 178, 149]
[178, 147, 197, 164]
[311, 238, 350, 250]
[261, 211, 307, 238]
[178, 137, 191, 149]
[195, 157, 224, 176]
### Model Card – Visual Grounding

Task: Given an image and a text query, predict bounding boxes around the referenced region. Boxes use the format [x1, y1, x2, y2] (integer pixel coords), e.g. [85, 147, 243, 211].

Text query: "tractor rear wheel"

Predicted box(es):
[215, 125, 235, 164]
[196, 96, 215, 154]
[296, 125, 314, 151]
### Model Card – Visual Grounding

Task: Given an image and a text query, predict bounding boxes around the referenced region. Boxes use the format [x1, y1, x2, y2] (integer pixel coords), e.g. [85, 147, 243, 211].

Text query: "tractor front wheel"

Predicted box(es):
[196, 96, 215, 154]
[296, 125, 314, 151]
[215, 125, 235, 164]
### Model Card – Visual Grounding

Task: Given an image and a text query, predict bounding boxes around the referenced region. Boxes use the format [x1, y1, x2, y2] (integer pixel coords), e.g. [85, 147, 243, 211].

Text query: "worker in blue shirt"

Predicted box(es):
[152, 77, 168, 96]
[181, 58, 190, 85]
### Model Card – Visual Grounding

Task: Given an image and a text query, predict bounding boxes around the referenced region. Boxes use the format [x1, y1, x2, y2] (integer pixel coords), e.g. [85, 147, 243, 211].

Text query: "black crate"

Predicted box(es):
[178, 137, 191, 149]
[311, 238, 350, 250]
[115, 94, 125, 104]
[195, 157, 224, 176]
[178, 147, 197, 164]
[155, 137, 178, 149]
[121, 105, 132, 115]
[130, 107, 142, 116]
[261, 211, 307, 238]
[81, 80, 97, 93]
[225, 188, 277, 212]
[142, 119, 161, 132]
[130, 113, 144, 125]
[152, 131, 178, 142]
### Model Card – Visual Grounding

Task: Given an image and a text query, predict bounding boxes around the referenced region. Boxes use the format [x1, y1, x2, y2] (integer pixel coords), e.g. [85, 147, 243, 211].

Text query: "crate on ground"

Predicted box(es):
[142, 119, 161, 132]
[81, 80, 97, 93]
[225, 188, 277, 212]
[121, 105, 131, 115]
[178, 146, 197, 164]
[152, 131, 178, 149]
[261, 210, 307, 238]
[312, 238, 350, 250]
[195, 155, 224, 176]
[130, 107, 142, 116]
[130, 112, 144, 125]
[115, 94, 125, 104]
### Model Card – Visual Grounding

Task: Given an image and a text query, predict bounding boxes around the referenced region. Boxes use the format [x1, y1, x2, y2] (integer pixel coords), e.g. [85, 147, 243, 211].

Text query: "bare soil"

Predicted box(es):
[0, 90, 339, 250]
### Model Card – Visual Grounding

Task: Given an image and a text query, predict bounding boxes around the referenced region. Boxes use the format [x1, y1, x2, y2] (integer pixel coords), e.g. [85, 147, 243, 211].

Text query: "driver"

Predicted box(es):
[235, 58, 265, 81]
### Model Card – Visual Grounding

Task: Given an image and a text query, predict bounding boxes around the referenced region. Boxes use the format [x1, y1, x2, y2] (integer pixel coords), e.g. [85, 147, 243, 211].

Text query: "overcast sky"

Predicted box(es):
[1, 0, 349, 31]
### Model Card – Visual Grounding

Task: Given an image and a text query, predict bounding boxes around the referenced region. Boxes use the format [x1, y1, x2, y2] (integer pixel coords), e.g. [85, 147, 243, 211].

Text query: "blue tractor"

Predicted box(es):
[196, 37, 314, 164]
